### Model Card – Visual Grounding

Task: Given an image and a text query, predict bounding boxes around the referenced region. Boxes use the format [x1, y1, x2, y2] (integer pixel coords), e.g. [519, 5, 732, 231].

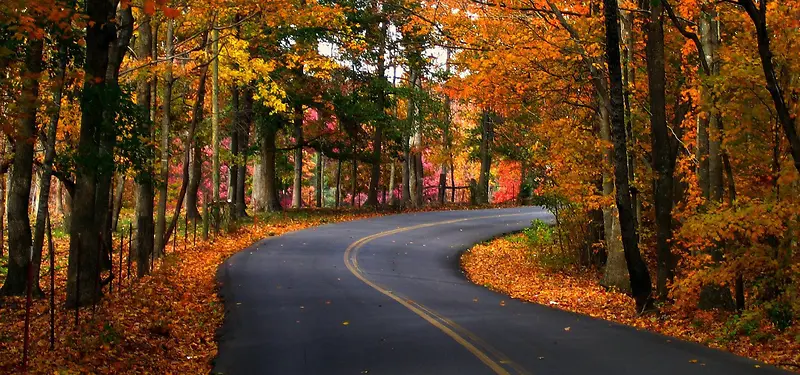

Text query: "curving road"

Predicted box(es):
[213, 207, 787, 375]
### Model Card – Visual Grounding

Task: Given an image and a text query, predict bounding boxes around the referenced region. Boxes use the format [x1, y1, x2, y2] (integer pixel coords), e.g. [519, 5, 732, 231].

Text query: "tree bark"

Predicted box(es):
[477, 111, 493, 205]
[351, 158, 358, 207]
[111, 174, 125, 232]
[603, 0, 653, 312]
[67, 0, 118, 307]
[599, 97, 629, 293]
[211, 27, 221, 233]
[644, 0, 675, 301]
[135, 7, 154, 277]
[154, 18, 174, 258]
[236, 89, 252, 217]
[186, 142, 202, 219]
[292, 102, 304, 208]
[261, 125, 282, 212]
[1, 37, 43, 296]
[229, 85, 240, 217]
[315, 150, 323, 207]
[335, 158, 342, 208]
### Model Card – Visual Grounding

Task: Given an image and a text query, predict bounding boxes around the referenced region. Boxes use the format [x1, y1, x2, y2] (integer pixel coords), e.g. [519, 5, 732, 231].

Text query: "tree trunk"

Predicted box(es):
[477, 111, 493, 205]
[292, 102, 304, 208]
[388, 162, 396, 205]
[351, 158, 358, 207]
[135, 9, 155, 277]
[315, 150, 323, 207]
[212, 27, 221, 233]
[603, 0, 653, 312]
[402, 142, 411, 206]
[236, 89, 252, 217]
[0, 142, 7, 258]
[645, 0, 675, 301]
[111, 174, 125, 232]
[67, 0, 118, 307]
[599, 97, 629, 293]
[1, 37, 43, 296]
[186, 142, 202, 219]
[261, 126, 282, 212]
[154, 18, 174, 258]
[335, 158, 342, 208]
[229, 86, 239, 218]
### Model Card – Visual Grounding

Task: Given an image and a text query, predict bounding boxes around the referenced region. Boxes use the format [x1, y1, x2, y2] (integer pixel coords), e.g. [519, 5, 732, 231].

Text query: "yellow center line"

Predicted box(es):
[343, 213, 534, 375]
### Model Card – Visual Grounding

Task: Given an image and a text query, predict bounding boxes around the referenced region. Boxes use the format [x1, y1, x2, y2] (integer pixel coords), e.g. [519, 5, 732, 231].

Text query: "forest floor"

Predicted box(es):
[461, 233, 800, 373]
[0, 205, 481, 374]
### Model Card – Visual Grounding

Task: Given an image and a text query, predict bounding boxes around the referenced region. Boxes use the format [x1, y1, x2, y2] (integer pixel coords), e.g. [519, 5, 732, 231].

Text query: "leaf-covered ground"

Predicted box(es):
[0, 209, 400, 374]
[461, 234, 800, 372]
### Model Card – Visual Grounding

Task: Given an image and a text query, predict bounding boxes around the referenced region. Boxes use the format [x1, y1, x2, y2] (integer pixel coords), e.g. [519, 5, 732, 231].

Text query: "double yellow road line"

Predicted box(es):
[343, 213, 532, 375]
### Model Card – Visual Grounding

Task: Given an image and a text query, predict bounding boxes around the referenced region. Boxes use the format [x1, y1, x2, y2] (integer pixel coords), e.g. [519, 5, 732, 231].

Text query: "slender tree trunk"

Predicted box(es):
[1, 37, 43, 296]
[477, 111, 493, 205]
[603, 0, 653, 312]
[388, 162, 396, 205]
[186, 142, 202, 219]
[402, 142, 411, 206]
[292, 102, 304, 208]
[315, 150, 323, 207]
[351, 158, 358, 207]
[235, 89, 252, 217]
[154, 19, 174, 258]
[738, 0, 800, 174]
[111, 174, 125, 232]
[229, 85, 240, 217]
[135, 8, 154, 277]
[335, 158, 342, 208]
[211, 27, 221, 232]
[0, 142, 7, 258]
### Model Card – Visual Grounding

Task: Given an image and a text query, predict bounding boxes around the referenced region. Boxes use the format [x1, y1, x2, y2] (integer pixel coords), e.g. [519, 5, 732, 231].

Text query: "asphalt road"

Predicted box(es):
[213, 207, 788, 375]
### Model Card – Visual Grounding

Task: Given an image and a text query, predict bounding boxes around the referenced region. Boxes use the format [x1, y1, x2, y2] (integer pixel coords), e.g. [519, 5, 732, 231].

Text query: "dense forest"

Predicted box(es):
[1, 0, 799, 371]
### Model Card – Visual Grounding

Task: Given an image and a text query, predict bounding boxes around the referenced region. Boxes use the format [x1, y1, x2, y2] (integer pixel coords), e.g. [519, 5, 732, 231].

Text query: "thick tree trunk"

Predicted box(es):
[154, 19, 174, 258]
[292, 102, 304, 208]
[135, 8, 154, 277]
[261, 126, 282, 212]
[603, 0, 653, 312]
[67, 0, 118, 307]
[599, 98, 629, 293]
[645, 0, 676, 301]
[2, 37, 43, 296]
